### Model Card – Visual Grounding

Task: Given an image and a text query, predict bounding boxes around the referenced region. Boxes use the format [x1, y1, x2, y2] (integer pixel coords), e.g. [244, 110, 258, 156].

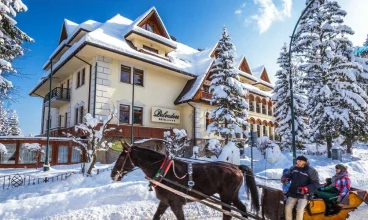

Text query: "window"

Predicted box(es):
[82, 68, 85, 86]
[133, 106, 143, 124]
[133, 68, 144, 86]
[79, 106, 84, 124]
[75, 108, 79, 125]
[120, 65, 131, 83]
[206, 112, 210, 129]
[58, 146, 68, 163]
[77, 71, 80, 88]
[76, 68, 86, 88]
[119, 105, 130, 124]
[67, 79, 70, 89]
[249, 102, 254, 112]
[0, 143, 16, 164]
[19, 144, 37, 164]
[58, 115, 62, 127]
[71, 146, 81, 163]
[203, 85, 210, 93]
[142, 23, 155, 33]
[143, 45, 158, 54]
[41, 145, 52, 163]
[64, 112, 68, 128]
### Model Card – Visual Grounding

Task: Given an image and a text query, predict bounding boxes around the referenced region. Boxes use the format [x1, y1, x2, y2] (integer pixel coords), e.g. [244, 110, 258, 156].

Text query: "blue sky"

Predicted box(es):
[8, 0, 368, 135]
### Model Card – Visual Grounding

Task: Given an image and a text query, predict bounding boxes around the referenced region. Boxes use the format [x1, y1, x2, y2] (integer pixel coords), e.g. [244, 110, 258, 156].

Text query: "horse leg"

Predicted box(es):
[220, 197, 233, 220]
[169, 202, 185, 220]
[153, 201, 169, 220]
[233, 196, 248, 219]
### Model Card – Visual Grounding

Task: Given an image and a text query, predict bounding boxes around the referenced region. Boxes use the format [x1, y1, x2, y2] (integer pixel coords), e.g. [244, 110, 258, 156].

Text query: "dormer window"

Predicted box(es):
[143, 45, 158, 54]
[142, 23, 155, 33]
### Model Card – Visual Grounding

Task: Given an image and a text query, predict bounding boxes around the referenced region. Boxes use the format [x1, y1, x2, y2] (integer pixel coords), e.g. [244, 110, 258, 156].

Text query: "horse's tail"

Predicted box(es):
[239, 165, 260, 213]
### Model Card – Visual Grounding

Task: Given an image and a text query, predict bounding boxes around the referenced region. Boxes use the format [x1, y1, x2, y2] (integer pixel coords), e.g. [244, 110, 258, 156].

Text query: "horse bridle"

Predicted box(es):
[117, 148, 136, 178]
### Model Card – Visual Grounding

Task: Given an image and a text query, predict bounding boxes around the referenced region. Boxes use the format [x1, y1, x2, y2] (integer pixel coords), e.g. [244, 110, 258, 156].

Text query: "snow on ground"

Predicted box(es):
[0, 145, 368, 219]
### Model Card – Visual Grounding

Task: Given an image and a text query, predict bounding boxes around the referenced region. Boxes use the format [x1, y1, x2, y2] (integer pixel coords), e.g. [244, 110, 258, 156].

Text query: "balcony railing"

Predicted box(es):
[200, 91, 212, 100]
[262, 108, 266, 115]
[44, 87, 70, 104]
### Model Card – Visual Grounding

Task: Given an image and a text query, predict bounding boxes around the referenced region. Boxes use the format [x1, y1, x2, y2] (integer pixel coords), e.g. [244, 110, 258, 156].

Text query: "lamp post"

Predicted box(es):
[44, 60, 54, 171]
[131, 68, 135, 144]
[288, 0, 315, 165]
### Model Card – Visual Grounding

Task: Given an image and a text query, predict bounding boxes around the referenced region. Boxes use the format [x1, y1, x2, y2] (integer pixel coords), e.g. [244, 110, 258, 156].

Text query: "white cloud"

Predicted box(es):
[235, 9, 242, 15]
[251, 0, 292, 33]
[241, 3, 247, 8]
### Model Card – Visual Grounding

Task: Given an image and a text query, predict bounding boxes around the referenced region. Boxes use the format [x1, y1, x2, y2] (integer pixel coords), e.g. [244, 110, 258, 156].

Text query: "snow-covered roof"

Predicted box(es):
[251, 65, 265, 78]
[64, 19, 78, 36]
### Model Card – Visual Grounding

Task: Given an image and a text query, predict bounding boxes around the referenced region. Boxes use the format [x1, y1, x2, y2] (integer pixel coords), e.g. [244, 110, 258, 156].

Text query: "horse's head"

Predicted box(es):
[111, 141, 135, 182]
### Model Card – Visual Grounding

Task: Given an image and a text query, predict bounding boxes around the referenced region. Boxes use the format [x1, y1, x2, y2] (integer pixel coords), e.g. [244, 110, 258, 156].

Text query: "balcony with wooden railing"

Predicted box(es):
[44, 87, 71, 108]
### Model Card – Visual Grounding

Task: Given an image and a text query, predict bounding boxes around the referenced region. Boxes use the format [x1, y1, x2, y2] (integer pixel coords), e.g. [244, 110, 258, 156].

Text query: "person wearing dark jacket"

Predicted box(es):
[281, 155, 320, 220]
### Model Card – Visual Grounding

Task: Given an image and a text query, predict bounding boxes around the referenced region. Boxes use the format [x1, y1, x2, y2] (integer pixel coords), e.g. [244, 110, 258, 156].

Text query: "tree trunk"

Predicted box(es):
[346, 136, 353, 154]
[87, 153, 97, 175]
[326, 136, 332, 158]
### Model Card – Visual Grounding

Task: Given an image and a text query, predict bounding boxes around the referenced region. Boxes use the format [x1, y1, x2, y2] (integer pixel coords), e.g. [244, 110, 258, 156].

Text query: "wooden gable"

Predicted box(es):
[210, 42, 220, 58]
[260, 68, 271, 83]
[138, 10, 170, 39]
[58, 24, 68, 45]
[239, 57, 252, 74]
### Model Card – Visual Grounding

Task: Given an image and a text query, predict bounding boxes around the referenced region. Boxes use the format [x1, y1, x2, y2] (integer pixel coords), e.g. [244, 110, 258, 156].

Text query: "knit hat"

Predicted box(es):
[296, 155, 308, 162]
[335, 164, 347, 172]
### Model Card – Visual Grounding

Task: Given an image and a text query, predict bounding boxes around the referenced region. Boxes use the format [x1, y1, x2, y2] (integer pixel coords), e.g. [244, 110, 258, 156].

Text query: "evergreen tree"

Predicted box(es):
[293, 0, 368, 157]
[7, 109, 21, 136]
[0, 103, 8, 136]
[0, 0, 34, 98]
[207, 27, 249, 145]
[272, 44, 309, 150]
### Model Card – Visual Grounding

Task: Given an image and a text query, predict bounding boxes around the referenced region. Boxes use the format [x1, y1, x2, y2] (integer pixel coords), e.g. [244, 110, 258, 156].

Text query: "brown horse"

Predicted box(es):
[111, 144, 259, 220]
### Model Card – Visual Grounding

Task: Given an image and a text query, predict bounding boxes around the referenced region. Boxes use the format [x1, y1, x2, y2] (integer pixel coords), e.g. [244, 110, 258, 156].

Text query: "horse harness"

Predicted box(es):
[149, 155, 195, 191]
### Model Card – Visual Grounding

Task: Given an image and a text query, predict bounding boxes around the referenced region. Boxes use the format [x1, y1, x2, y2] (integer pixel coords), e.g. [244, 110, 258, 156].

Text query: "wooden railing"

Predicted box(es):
[200, 91, 212, 100]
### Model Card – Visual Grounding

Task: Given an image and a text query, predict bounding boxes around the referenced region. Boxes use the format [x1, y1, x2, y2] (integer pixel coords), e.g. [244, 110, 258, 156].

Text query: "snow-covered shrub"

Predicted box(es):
[66, 109, 117, 175]
[265, 143, 282, 164]
[0, 143, 7, 154]
[207, 139, 222, 158]
[164, 128, 191, 158]
[217, 142, 240, 165]
[257, 136, 271, 156]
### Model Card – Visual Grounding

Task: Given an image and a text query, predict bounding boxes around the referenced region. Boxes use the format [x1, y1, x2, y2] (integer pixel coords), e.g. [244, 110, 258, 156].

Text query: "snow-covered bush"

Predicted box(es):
[207, 139, 222, 158]
[0, 143, 7, 154]
[66, 110, 117, 175]
[265, 143, 282, 164]
[257, 136, 271, 156]
[217, 142, 240, 165]
[164, 128, 191, 158]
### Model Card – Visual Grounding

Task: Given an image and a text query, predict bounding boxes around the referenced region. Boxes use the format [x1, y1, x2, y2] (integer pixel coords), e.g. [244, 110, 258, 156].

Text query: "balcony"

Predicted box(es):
[200, 91, 212, 101]
[44, 87, 70, 108]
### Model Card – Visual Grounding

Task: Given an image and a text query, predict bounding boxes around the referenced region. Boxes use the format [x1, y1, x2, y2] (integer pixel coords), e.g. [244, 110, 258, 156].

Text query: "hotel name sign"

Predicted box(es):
[152, 107, 180, 124]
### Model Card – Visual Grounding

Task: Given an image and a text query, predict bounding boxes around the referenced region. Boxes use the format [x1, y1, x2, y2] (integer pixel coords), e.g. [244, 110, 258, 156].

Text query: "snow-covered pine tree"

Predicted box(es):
[0, 103, 8, 135]
[272, 44, 309, 150]
[7, 109, 21, 136]
[207, 27, 248, 162]
[0, 0, 34, 98]
[294, 0, 368, 157]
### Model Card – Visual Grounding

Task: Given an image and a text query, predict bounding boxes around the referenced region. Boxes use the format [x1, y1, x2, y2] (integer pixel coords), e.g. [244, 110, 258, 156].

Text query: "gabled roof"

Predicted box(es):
[124, 7, 177, 49]
[251, 65, 273, 88]
[236, 56, 258, 82]
[133, 6, 171, 39]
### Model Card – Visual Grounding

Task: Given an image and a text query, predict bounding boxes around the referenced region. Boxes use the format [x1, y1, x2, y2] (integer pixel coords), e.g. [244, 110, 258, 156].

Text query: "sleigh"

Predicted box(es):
[259, 185, 368, 220]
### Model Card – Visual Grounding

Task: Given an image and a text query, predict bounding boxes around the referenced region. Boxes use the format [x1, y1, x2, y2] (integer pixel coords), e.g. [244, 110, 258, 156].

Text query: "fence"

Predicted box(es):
[0, 166, 113, 190]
